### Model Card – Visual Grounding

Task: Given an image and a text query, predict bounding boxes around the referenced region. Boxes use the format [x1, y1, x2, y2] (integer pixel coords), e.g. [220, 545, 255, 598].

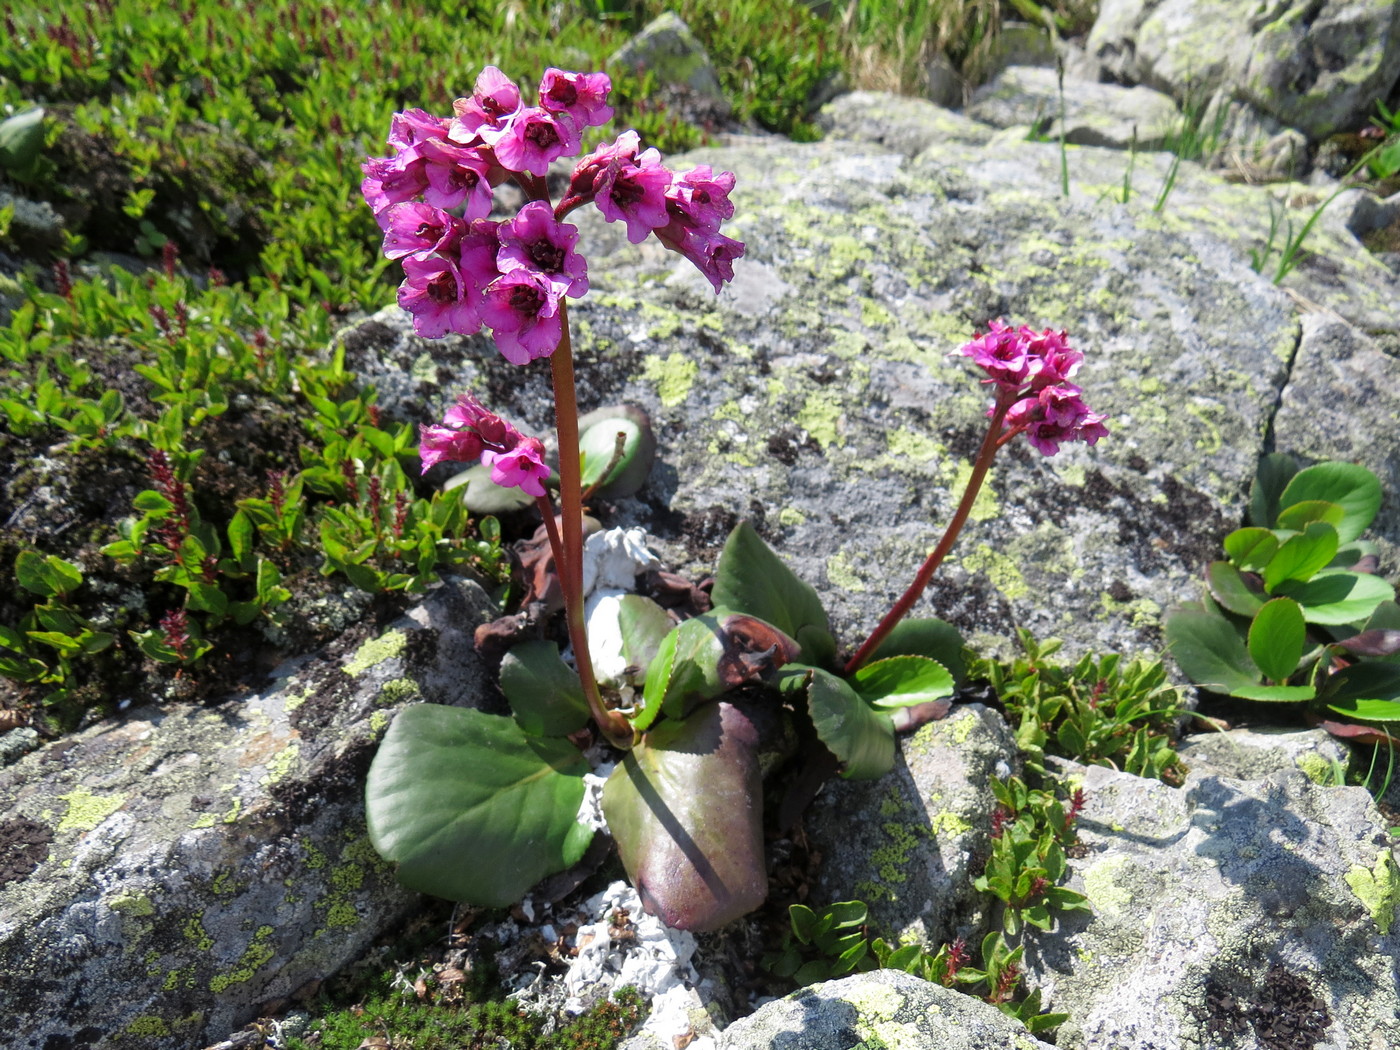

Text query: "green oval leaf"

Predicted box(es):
[1279, 462, 1382, 544]
[602, 702, 766, 932]
[1248, 597, 1305, 684]
[577, 405, 656, 499]
[866, 616, 966, 685]
[365, 705, 592, 907]
[849, 655, 955, 710]
[1325, 662, 1400, 706]
[1249, 453, 1297, 528]
[1164, 603, 1260, 694]
[711, 522, 834, 667]
[1275, 499, 1343, 532]
[802, 666, 895, 780]
[1325, 698, 1400, 723]
[443, 462, 535, 514]
[1263, 522, 1339, 592]
[1207, 561, 1265, 617]
[500, 640, 589, 737]
[1223, 527, 1279, 571]
[1274, 571, 1395, 625]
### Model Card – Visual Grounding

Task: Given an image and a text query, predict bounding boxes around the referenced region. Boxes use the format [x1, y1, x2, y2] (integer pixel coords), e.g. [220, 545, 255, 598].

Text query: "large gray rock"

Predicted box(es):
[608, 12, 730, 123]
[718, 968, 1057, 1050]
[1087, 0, 1400, 164]
[0, 577, 498, 1049]
[806, 705, 1016, 948]
[968, 65, 1181, 149]
[1024, 761, 1400, 1049]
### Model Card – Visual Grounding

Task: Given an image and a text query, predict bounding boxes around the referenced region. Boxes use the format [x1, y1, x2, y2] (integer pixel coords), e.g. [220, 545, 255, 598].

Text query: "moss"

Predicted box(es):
[1345, 849, 1400, 935]
[343, 628, 407, 676]
[209, 924, 276, 993]
[641, 352, 698, 407]
[1292, 752, 1334, 785]
[55, 786, 125, 832]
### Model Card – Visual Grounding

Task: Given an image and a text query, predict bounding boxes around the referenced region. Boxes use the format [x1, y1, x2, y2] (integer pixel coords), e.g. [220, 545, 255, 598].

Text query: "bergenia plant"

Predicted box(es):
[1166, 454, 1400, 740]
[362, 66, 1111, 934]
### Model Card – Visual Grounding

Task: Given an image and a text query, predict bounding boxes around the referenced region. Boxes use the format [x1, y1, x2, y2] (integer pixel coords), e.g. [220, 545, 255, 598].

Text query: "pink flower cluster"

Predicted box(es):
[959, 320, 1109, 456]
[362, 66, 744, 364]
[419, 393, 550, 497]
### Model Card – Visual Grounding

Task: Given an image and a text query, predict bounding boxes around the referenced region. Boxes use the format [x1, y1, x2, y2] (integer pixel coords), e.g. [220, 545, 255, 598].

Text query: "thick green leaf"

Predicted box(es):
[866, 617, 966, 685]
[849, 655, 955, 710]
[1325, 699, 1400, 723]
[577, 405, 656, 499]
[227, 510, 255, 566]
[617, 593, 674, 673]
[1263, 522, 1339, 592]
[602, 702, 766, 932]
[1274, 571, 1394, 625]
[790, 666, 895, 780]
[1248, 598, 1306, 684]
[1275, 500, 1343, 533]
[587, 594, 673, 690]
[499, 640, 589, 737]
[1206, 561, 1265, 617]
[711, 522, 834, 666]
[1164, 604, 1262, 694]
[133, 489, 175, 514]
[1325, 662, 1400, 705]
[1231, 683, 1316, 702]
[1223, 527, 1279, 571]
[1249, 453, 1296, 528]
[366, 705, 592, 907]
[16, 551, 82, 598]
[1279, 462, 1382, 544]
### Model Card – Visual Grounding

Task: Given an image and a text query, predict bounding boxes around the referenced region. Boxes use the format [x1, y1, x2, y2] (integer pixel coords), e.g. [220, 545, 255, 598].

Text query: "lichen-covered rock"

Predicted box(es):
[717, 968, 1056, 1050]
[1023, 761, 1400, 1049]
[1174, 727, 1352, 785]
[816, 90, 995, 156]
[805, 705, 1016, 947]
[1086, 0, 1400, 165]
[608, 12, 730, 123]
[967, 65, 1181, 149]
[0, 576, 498, 1049]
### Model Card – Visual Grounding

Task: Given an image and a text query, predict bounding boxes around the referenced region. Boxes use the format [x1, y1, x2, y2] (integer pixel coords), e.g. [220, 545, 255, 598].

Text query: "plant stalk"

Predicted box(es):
[845, 397, 1014, 674]
[550, 303, 634, 749]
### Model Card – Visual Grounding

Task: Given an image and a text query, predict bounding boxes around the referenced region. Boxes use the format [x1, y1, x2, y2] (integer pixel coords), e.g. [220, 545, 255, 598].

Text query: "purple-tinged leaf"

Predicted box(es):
[602, 702, 766, 931]
[1314, 719, 1400, 747]
[1207, 561, 1265, 617]
[1334, 630, 1400, 657]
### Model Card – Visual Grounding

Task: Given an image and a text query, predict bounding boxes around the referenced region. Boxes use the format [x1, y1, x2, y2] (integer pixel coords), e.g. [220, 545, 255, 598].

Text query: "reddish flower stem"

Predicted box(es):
[845, 395, 1015, 675]
[550, 304, 635, 749]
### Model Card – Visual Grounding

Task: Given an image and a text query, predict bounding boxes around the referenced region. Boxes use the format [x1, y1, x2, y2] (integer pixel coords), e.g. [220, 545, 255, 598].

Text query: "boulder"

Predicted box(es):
[1023, 759, 1400, 1049]
[968, 65, 1181, 150]
[608, 13, 731, 124]
[0, 577, 499, 1049]
[716, 968, 1056, 1049]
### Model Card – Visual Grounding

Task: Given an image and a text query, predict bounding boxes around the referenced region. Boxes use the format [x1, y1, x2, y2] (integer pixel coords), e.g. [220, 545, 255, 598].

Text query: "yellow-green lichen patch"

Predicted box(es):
[778, 506, 806, 527]
[369, 709, 391, 737]
[948, 709, 979, 745]
[343, 628, 407, 676]
[125, 1016, 170, 1037]
[826, 552, 867, 593]
[182, 915, 214, 952]
[797, 388, 846, 449]
[1081, 854, 1135, 914]
[55, 786, 125, 833]
[1292, 753, 1336, 786]
[375, 677, 421, 707]
[107, 891, 155, 917]
[958, 544, 1029, 601]
[1098, 592, 1162, 630]
[949, 461, 998, 521]
[1345, 849, 1400, 935]
[324, 898, 360, 927]
[209, 925, 276, 993]
[642, 352, 698, 408]
[260, 742, 299, 787]
[884, 428, 945, 475]
[302, 838, 328, 869]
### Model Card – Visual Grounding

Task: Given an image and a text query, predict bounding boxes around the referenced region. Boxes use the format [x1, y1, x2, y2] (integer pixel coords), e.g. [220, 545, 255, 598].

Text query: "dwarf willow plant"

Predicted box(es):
[363, 67, 1111, 933]
[1166, 455, 1400, 730]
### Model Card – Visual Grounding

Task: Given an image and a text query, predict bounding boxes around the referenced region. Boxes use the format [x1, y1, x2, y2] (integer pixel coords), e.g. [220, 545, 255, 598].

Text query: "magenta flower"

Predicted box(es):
[665, 165, 736, 232]
[419, 422, 484, 470]
[497, 200, 588, 299]
[398, 252, 480, 339]
[655, 223, 745, 293]
[380, 202, 464, 260]
[590, 134, 672, 242]
[479, 270, 564, 365]
[960, 320, 1041, 391]
[457, 218, 503, 292]
[419, 139, 494, 217]
[485, 107, 581, 177]
[539, 68, 614, 130]
[361, 153, 429, 217]
[483, 438, 551, 497]
[450, 66, 521, 142]
[388, 108, 450, 151]
[1027, 329, 1083, 389]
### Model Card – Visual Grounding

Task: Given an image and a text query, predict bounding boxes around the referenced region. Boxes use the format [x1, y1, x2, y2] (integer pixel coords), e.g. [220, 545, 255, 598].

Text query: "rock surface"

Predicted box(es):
[0, 578, 498, 1049]
[968, 65, 1181, 149]
[1023, 759, 1400, 1049]
[716, 968, 1056, 1050]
